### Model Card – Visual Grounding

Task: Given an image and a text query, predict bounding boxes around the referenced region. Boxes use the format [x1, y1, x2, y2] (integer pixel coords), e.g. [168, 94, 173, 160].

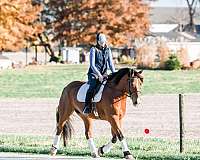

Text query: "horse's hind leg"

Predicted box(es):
[50, 98, 74, 156]
[80, 116, 99, 158]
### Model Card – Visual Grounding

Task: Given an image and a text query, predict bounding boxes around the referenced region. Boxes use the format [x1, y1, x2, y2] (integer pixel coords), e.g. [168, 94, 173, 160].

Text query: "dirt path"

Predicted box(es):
[0, 94, 200, 139]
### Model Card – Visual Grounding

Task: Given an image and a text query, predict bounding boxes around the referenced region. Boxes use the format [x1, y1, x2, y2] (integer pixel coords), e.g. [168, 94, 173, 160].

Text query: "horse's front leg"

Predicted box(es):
[83, 117, 99, 158]
[109, 116, 135, 160]
[98, 128, 117, 156]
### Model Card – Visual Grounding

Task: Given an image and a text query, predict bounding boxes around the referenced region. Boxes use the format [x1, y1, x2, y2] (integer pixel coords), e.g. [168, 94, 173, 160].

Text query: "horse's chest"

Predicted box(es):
[113, 97, 126, 117]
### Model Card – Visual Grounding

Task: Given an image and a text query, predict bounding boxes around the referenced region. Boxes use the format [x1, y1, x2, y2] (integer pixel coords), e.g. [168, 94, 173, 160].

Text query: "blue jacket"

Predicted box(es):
[88, 45, 115, 78]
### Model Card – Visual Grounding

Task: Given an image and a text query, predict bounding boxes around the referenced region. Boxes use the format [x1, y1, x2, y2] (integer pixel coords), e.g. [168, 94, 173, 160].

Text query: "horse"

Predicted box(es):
[50, 68, 144, 159]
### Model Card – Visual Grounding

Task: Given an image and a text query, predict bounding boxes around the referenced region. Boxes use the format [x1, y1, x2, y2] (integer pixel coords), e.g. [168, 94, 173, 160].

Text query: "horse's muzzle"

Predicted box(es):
[131, 96, 141, 107]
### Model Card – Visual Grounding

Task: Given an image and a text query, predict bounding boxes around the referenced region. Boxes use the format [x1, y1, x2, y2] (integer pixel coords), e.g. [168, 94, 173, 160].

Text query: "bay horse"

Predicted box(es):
[50, 68, 143, 159]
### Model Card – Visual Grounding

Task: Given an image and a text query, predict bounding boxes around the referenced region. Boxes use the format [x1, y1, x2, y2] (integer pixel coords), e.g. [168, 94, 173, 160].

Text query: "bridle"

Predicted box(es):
[127, 69, 134, 97]
[106, 68, 142, 98]
[127, 69, 141, 97]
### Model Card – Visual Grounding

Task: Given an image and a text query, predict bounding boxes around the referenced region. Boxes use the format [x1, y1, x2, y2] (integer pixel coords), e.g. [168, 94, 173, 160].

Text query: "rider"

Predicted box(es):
[83, 33, 116, 115]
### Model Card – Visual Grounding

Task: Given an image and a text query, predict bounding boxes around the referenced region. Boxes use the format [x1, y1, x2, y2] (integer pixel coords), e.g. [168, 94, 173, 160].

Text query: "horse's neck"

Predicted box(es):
[109, 80, 128, 110]
[109, 77, 128, 98]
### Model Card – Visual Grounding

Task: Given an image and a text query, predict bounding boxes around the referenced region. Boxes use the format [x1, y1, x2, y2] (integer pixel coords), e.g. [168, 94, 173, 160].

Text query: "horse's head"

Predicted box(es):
[127, 69, 143, 106]
[107, 68, 144, 106]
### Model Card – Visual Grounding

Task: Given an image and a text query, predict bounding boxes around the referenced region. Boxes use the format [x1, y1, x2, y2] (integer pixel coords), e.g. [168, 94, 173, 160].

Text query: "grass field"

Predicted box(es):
[0, 65, 200, 159]
[0, 64, 200, 98]
[0, 135, 200, 160]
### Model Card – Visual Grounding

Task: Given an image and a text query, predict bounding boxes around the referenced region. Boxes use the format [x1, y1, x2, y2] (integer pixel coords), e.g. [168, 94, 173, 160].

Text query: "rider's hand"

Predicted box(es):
[99, 75, 104, 82]
[103, 74, 108, 80]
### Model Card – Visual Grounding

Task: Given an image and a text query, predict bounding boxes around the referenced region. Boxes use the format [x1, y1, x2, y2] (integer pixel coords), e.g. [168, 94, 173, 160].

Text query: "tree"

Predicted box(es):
[185, 0, 200, 32]
[0, 0, 44, 51]
[169, 8, 187, 27]
[44, 0, 150, 47]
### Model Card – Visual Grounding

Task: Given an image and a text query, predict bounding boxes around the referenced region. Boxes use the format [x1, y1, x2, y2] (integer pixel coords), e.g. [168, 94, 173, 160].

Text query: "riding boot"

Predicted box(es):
[83, 91, 93, 115]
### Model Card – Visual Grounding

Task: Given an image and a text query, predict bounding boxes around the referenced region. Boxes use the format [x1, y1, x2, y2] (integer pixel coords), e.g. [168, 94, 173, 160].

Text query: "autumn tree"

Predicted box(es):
[43, 0, 150, 47]
[0, 0, 44, 52]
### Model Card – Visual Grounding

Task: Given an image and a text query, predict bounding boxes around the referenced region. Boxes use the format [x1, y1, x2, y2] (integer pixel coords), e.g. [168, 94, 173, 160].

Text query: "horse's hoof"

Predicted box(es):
[124, 151, 135, 160]
[91, 152, 100, 158]
[50, 146, 57, 156]
[98, 145, 105, 156]
[124, 154, 135, 160]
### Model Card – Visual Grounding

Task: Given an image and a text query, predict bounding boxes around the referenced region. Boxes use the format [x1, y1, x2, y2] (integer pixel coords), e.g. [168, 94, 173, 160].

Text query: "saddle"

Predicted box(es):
[77, 81, 107, 103]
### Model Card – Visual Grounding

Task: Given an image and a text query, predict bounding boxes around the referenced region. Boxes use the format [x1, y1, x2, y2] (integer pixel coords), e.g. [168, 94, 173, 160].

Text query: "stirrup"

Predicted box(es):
[83, 106, 92, 115]
[92, 103, 99, 117]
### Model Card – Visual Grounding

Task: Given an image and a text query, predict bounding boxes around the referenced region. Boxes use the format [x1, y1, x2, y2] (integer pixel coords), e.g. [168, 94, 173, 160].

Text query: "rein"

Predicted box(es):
[106, 83, 129, 97]
[128, 69, 134, 97]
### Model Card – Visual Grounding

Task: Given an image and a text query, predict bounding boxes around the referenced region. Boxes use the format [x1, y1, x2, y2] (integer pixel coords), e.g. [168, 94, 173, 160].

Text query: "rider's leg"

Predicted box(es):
[83, 90, 93, 113]
[83, 75, 98, 115]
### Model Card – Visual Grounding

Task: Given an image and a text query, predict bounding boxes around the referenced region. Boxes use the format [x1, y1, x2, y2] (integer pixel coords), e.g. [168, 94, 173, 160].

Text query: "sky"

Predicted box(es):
[150, 0, 187, 7]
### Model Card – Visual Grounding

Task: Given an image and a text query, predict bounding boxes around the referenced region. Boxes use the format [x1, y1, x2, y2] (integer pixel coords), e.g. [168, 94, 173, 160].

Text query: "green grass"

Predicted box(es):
[0, 65, 87, 98]
[143, 69, 200, 94]
[0, 64, 200, 98]
[0, 134, 200, 159]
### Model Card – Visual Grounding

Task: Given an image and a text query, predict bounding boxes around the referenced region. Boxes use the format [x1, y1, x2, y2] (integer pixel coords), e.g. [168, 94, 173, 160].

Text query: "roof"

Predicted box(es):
[150, 24, 178, 33]
[154, 32, 180, 40]
[149, 23, 200, 42]
[150, 7, 200, 24]
[0, 55, 9, 60]
[179, 32, 196, 40]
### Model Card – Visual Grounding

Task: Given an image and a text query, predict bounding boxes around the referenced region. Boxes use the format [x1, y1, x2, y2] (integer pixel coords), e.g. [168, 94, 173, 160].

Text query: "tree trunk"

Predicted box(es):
[186, 0, 196, 32]
[189, 8, 195, 32]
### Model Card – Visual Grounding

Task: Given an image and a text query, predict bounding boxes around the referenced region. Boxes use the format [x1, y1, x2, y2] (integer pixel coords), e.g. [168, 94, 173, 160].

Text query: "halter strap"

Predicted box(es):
[128, 69, 133, 97]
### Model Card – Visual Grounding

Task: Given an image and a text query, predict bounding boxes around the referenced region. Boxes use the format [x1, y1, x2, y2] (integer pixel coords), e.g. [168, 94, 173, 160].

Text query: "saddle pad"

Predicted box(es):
[77, 81, 106, 102]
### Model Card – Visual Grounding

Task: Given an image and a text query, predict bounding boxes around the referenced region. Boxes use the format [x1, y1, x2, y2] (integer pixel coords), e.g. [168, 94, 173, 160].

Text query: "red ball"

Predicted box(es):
[144, 128, 150, 134]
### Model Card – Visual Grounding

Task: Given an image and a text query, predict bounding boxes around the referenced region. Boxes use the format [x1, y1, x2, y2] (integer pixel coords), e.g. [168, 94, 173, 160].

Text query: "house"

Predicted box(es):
[0, 54, 12, 69]
[147, 24, 200, 62]
[61, 47, 82, 64]
[147, 7, 200, 62]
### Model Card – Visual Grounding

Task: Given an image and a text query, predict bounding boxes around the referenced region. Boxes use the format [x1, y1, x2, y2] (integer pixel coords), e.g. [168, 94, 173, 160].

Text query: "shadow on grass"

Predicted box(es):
[138, 155, 200, 160]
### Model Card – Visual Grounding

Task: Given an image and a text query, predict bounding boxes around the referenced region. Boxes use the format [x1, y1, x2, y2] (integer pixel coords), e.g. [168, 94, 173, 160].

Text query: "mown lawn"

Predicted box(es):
[0, 134, 200, 160]
[0, 64, 200, 98]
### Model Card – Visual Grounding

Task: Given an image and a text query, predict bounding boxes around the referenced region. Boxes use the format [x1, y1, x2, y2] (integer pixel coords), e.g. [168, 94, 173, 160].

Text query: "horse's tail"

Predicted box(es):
[56, 107, 73, 147]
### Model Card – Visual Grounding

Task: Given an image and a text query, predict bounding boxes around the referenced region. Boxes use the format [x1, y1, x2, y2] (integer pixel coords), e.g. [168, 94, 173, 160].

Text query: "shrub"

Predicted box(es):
[164, 54, 181, 70]
[119, 55, 135, 65]
[135, 44, 157, 69]
[157, 44, 170, 69]
[177, 48, 190, 68]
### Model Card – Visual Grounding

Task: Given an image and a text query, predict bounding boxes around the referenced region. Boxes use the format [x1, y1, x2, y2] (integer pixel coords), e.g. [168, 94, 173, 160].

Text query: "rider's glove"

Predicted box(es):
[98, 75, 104, 82]
[103, 74, 108, 80]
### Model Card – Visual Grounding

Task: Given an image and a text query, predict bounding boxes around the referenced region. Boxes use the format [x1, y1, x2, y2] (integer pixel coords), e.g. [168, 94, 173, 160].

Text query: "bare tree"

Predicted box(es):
[170, 8, 187, 31]
[185, 0, 199, 32]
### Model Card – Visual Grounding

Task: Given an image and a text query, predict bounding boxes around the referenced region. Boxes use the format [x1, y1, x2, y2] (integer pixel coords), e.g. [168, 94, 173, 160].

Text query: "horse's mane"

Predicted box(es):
[107, 68, 130, 85]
